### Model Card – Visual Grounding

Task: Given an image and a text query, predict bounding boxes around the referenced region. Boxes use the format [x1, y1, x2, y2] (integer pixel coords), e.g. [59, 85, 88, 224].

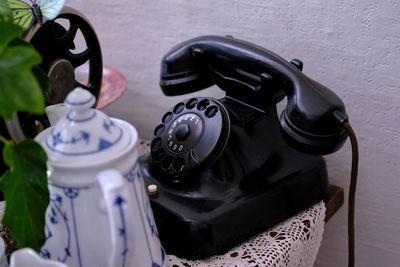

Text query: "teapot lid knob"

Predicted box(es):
[35, 87, 138, 168]
[65, 88, 96, 120]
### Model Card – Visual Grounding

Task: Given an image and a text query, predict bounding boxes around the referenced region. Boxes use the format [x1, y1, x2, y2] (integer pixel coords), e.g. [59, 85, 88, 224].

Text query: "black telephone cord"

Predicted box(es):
[342, 121, 359, 267]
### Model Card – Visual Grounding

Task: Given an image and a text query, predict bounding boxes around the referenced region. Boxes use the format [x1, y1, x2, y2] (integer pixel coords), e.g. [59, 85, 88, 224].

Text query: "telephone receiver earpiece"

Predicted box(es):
[160, 35, 348, 155]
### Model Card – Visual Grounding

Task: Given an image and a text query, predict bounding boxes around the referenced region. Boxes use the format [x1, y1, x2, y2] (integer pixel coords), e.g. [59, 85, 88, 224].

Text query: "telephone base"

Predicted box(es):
[140, 153, 329, 260]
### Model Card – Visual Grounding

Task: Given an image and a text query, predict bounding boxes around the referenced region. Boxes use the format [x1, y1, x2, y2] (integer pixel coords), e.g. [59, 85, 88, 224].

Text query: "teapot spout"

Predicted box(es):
[10, 248, 68, 267]
[45, 104, 70, 126]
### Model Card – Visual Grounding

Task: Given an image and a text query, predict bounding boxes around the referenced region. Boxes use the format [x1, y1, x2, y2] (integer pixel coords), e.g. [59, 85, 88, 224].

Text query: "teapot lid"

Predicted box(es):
[37, 88, 136, 167]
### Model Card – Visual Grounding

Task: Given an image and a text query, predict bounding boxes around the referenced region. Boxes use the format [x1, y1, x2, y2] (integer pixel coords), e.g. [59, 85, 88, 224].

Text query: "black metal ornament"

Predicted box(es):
[4, 6, 103, 141]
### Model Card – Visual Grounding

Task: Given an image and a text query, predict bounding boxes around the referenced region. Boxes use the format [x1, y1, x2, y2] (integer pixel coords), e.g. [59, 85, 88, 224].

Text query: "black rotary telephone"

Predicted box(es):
[140, 36, 358, 264]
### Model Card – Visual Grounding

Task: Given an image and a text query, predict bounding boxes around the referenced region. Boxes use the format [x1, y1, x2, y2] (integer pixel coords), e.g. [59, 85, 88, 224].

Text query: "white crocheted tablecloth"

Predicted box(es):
[138, 140, 326, 267]
[167, 202, 325, 267]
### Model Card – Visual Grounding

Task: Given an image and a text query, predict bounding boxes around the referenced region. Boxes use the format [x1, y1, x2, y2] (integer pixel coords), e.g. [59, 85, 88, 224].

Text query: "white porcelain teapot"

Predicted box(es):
[35, 88, 166, 267]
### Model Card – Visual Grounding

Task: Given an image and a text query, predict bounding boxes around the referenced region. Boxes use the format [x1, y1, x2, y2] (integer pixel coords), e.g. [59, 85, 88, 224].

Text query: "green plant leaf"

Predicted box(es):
[9, 38, 49, 93]
[0, 1, 12, 23]
[0, 22, 45, 119]
[0, 140, 49, 251]
[0, 22, 21, 54]
[32, 66, 50, 93]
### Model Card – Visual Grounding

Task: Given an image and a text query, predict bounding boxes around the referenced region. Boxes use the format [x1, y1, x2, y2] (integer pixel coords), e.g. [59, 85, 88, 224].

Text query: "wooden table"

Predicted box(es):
[324, 184, 344, 222]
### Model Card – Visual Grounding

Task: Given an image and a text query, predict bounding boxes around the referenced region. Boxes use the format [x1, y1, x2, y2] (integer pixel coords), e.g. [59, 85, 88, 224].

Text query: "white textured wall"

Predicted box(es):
[69, 0, 400, 266]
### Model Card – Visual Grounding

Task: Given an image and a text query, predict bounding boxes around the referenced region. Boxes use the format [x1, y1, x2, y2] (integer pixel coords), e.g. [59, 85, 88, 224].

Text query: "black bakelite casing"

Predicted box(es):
[141, 100, 329, 259]
[141, 35, 347, 259]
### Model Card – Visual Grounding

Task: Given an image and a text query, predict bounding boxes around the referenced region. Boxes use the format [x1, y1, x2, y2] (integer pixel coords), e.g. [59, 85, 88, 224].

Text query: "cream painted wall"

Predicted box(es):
[68, 0, 400, 266]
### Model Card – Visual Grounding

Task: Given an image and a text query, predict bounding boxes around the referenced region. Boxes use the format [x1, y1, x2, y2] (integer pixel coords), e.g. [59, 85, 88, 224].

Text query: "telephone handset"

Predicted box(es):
[141, 36, 357, 262]
[154, 35, 347, 177]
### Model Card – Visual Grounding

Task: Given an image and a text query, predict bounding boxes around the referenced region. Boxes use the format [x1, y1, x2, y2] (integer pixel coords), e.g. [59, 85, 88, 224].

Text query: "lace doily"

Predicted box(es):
[167, 202, 325, 267]
[138, 140, 326, 267]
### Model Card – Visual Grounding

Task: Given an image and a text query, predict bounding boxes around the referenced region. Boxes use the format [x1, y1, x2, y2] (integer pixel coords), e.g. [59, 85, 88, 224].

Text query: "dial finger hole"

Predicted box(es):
[161, 156, 173, 170]
[186, 98, 198, 109]
[162, 112, 173, 123]
[173, 103, 185, 114]
[154, 124, 165, 136]
[151, 137, 163, 151]
[153, 148, 165, 162]
[197, 99, 210, 111]
[172, 158, 186, 172]
[205, 106, 219, 118]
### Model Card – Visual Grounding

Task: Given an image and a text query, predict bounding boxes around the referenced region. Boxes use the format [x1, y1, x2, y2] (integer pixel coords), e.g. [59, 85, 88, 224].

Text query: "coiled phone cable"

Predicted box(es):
[342, 121, 359, 267]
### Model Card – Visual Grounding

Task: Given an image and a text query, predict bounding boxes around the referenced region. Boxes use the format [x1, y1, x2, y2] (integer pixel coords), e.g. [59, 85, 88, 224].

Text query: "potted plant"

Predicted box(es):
[0, 2, 50, 254]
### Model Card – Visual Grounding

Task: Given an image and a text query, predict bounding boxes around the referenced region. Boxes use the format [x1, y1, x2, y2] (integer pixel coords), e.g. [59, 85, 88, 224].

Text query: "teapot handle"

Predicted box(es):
[97, 170, 130, 267]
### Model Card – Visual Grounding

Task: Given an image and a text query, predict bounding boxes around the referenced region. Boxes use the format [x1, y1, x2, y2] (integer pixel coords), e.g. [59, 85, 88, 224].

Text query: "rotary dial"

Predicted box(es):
[165, 113, 203, 153]
[150, 97, 230, 177]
